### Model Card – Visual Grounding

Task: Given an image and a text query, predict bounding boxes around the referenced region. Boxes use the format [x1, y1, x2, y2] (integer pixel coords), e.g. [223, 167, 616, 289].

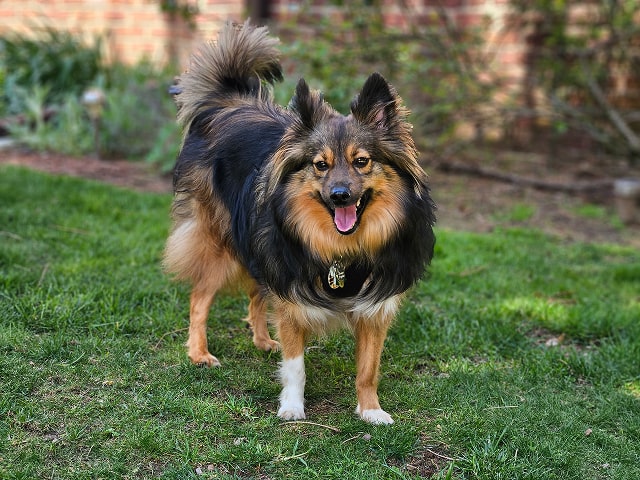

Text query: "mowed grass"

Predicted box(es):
[1, 165, 639, 479]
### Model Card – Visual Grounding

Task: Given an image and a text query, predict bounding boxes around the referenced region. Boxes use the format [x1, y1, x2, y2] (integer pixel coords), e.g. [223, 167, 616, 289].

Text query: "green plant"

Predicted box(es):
[0, 28, 181, 164]
[98, 80, 175, 160]
[495, 203, 537, 223]
[158, 0, 199, 29]
[275, 2, 499, 157]
[93, 61, 179, 162]
[275, 1, 401, 113]
[0, 27, 103, 115]
[145, 119, 182, 173]
[6, 86, 94, 156]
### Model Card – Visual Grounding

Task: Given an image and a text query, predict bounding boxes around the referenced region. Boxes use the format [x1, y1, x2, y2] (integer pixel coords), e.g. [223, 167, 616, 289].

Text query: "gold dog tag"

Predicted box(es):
[328, 258, 346, 289]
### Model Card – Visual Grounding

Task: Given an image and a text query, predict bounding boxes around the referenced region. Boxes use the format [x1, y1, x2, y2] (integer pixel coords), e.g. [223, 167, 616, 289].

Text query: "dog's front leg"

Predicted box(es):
[354, 317, 394, 424]
[275, 307, 308, 420]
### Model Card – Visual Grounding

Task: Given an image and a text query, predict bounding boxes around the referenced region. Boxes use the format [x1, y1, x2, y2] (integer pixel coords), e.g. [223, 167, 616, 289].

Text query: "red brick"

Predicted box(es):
[455, 13, 489, 28]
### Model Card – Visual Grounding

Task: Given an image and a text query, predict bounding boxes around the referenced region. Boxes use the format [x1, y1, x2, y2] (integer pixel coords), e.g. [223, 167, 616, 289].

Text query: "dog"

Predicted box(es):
[164, 21, 436, 424]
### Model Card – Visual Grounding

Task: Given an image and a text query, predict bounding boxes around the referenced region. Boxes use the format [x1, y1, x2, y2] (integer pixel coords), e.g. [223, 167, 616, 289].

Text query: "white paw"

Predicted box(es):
[278, 402, 306, 421]
[356, 405, 394, 425]
[278, 356, 306, 421]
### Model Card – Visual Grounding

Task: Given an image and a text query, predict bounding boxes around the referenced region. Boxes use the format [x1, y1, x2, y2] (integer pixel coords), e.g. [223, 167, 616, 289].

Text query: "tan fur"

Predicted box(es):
[354, 316, 392, 412]
[271, 300, 310, 361]
[245, 286, 280, 352]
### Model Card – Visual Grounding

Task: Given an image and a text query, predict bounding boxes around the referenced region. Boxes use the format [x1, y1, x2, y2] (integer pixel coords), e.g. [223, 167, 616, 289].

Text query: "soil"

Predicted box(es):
[2, 145, 639, 247]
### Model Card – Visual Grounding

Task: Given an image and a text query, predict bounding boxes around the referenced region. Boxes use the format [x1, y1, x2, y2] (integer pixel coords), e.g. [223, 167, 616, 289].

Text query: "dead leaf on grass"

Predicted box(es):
[545, 334, 566, 347]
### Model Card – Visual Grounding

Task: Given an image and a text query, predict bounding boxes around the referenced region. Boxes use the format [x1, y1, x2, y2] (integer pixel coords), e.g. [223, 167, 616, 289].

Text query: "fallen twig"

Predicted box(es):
[437, 161, 613, 194]
[153, 327, 188, 350]
[0, 230, 22, 241]
[37, 263, 50, 288]
[425, 448, 456, 461]
[582, 58, 640, 155]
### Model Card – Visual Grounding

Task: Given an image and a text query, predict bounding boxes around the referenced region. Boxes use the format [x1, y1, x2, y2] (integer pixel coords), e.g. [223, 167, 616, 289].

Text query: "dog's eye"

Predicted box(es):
[353, 157, 370, 169]
[314, 160, 329, 172]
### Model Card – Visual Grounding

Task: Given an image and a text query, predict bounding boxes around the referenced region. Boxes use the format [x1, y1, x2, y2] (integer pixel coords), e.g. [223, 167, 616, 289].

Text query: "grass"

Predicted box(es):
[1, 165, 640, 479]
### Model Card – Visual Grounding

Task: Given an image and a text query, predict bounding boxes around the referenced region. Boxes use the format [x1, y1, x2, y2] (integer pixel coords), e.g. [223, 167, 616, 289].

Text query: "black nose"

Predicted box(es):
[330, 186, 351, 205]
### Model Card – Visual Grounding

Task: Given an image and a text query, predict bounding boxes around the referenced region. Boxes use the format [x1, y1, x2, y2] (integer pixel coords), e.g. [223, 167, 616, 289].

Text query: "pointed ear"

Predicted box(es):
[288, 78, 324, 130]
[350, 73, 399, 129]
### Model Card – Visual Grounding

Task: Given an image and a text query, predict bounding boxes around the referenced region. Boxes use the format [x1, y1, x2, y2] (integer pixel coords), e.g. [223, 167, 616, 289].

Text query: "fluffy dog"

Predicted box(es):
[164, 21, 436, 424]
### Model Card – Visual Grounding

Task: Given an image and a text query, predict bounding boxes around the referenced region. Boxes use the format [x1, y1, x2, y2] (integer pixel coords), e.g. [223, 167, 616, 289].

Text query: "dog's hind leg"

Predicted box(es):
[245, 284, 280, 352]
[187, 285, 220, 367]
[186, 251, 241, 368]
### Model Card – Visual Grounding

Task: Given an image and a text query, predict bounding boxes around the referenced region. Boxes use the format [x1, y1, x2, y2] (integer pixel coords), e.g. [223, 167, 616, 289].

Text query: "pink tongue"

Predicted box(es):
[334, 205, 357, 233]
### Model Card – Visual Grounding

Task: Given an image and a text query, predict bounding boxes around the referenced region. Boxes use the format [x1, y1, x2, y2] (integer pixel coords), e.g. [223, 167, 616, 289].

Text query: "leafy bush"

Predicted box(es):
[6, 86, 94, 156]
[278, 1, 640, 166]
[98, 63, 179, 162]
[275, 2, 497, 158]
[276, 3, 400, 114]
[0, 27, 102, 116]
[0, 28, 180, 166]
[508, 0, 640, 162]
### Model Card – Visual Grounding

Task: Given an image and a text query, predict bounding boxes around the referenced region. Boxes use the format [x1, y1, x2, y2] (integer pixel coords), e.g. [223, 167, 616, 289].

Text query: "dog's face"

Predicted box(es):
[312, 139, 373, 235]
[264, 73, 427, 262]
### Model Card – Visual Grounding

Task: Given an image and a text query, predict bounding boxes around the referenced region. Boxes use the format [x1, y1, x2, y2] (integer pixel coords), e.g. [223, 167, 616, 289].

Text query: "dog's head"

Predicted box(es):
[264, 73, 430, 261]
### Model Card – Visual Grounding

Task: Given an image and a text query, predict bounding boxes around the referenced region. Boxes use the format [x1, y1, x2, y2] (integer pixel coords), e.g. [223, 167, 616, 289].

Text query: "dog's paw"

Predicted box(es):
[277, 403, 306, 421]
[254, 338, 281, 352]
[356, 405, 394, 425]
[188, 352, 221, 368]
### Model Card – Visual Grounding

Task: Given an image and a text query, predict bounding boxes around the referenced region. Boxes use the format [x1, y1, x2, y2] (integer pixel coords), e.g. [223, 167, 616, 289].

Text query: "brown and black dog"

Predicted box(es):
[164, 21, 436, 424]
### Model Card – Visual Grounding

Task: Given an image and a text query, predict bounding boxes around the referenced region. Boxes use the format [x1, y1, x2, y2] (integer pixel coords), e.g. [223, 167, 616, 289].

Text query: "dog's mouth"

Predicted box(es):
[330, 190, 371, 235]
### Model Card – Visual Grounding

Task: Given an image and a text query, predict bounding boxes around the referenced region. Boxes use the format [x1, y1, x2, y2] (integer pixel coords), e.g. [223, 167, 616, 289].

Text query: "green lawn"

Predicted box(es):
[1, 165, 639, 479]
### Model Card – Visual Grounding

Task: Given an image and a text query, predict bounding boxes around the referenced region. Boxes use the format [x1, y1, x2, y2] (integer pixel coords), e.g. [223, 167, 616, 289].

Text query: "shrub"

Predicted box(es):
[98, 63, 178, 161]
[275, 1, 497, 158]
[0, 27, 103, 116]
[6, 86, 94, 156]
[508, 0, 640, 162]
[0, 28, 179, 165]
[276, 3, 400, 114]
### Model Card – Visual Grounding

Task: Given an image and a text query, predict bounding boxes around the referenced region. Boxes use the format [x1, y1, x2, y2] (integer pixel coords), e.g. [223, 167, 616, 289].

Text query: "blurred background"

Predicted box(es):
[1, 0, 639, 241]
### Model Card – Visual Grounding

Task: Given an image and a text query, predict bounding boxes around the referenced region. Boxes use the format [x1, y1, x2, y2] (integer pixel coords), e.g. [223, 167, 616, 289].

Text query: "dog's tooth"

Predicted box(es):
[357, 199, 361, 208]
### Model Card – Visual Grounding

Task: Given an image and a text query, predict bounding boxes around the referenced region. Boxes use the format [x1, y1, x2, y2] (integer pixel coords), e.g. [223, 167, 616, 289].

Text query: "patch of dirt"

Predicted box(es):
[386, 432, 453, 478]
[0, 147, 172, 194]
[2, 145, 639, 246]
[427, 148, 640, 247]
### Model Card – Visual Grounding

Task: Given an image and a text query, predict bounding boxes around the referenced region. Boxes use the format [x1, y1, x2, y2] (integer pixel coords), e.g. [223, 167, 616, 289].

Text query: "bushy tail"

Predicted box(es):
[175, 20, 283, 130]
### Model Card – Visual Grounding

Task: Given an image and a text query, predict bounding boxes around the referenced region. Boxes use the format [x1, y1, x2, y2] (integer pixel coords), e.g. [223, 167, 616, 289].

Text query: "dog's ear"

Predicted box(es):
[289, 78, 324, 130]
[350, 73, 399, 129]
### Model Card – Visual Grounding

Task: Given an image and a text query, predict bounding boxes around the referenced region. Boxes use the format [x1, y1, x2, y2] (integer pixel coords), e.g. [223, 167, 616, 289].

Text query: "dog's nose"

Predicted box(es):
[330, 186, 351, 205]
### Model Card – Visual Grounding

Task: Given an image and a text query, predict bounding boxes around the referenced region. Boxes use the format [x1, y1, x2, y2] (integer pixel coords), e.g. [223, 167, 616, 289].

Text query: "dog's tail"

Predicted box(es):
[175, 20, 283, 130]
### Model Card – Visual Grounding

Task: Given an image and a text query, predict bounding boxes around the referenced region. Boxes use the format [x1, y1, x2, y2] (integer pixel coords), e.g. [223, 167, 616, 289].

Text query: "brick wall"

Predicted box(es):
[0, 0, 245, 67]
[0, 0, 534, 89]
[0, 1, 526, 74]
